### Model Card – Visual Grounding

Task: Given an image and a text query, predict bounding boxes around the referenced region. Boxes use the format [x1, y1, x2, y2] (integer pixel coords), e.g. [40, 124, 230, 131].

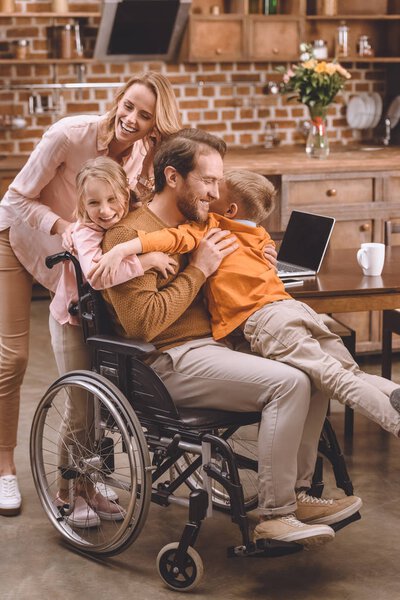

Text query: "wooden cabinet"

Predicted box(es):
[183, 0, 302, 62]
[247, 17, 301, 61]
[279, 169, 400, 351]
[186, 15, 245, 61]
[183, 0, 400, 63]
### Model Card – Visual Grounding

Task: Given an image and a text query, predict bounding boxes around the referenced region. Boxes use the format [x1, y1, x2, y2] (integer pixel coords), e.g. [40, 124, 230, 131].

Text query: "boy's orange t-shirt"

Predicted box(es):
[138, 213, 291, 340]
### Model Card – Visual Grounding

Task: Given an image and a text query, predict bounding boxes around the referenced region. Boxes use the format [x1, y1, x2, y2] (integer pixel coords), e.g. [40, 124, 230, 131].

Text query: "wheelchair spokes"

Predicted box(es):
[176, 423, 259, 511]
[30, 371, 151, 556]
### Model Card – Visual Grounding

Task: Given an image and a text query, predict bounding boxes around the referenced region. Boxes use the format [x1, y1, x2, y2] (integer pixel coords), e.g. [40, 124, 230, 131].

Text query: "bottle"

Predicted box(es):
[336, 21, 349, 58]
[60, 24, 73, 58]
[263, 0, 279, 15]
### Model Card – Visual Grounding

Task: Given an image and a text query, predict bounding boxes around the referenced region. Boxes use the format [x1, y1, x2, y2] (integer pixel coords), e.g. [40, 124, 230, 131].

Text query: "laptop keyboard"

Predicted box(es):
[277, 262, 304, 274]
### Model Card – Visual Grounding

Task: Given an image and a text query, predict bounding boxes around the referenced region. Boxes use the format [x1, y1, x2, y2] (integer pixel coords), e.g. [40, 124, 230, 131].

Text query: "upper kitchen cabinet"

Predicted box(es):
[247, 16, 301, 61]
[305, 0, 400, 63]
[185, 14, 246, 61]
[181, 0, 302, 62]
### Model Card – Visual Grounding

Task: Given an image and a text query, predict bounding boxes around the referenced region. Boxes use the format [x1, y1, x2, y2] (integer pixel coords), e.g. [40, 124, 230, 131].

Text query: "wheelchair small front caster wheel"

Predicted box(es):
[156, 542, 204, 591]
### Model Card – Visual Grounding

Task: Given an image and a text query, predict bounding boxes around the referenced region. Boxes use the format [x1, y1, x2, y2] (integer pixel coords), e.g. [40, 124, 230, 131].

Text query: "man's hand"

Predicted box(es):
[264, 243, 278, 270]
[189, 228, 239, 278]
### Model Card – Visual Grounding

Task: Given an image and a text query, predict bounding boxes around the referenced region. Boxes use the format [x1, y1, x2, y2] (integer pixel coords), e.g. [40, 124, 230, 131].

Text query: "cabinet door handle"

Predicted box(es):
[215, 48, 222, 55]
[272, 47, 279, 54]
[359, 223, 371, 232]
[326, 188, 337, 197]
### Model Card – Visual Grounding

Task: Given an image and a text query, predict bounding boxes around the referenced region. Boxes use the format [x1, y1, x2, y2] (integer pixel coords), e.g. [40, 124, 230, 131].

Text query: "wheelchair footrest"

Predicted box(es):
[331, 510, 361, 533]
[227, 538, 303, 559]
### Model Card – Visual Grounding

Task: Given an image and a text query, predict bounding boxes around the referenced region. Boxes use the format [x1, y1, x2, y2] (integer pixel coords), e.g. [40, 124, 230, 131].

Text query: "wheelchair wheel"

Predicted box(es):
[176, 423, 258, 512]
[30, 370, 152, 556]
[157, 542, 203, 592]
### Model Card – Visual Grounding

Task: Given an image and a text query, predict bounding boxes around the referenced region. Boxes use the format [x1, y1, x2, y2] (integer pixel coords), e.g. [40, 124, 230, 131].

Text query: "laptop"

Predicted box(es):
[277, 210, 335, 279]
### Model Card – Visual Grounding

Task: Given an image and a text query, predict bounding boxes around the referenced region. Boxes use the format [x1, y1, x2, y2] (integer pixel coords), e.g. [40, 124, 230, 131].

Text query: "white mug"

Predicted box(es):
[357, 242, 385, 276]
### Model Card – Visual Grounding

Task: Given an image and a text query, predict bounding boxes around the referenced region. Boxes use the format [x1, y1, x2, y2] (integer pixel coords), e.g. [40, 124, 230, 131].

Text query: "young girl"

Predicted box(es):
[52, 157, 176, 526]
[50, 156, 177, 327]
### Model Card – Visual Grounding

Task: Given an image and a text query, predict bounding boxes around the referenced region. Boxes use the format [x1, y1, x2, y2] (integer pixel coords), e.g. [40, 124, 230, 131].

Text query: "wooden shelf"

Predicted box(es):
[0, 58, 94, 64]
[0, 12, 100, 17]
[306, 15, 400, 20]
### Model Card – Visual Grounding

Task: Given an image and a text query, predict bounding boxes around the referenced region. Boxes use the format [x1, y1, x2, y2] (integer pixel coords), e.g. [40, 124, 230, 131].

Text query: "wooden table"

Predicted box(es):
[290, 246, 400, 439]
[290, 246, 400, 314]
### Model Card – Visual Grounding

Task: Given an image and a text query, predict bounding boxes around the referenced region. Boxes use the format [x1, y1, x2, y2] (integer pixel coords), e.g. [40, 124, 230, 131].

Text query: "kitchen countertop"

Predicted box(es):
[224, 145, 400, 175]
[1, 145, 400, 175]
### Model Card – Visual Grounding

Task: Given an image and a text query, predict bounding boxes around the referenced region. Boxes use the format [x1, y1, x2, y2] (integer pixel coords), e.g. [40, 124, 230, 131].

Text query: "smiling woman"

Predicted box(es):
[0, 72, 182, 516]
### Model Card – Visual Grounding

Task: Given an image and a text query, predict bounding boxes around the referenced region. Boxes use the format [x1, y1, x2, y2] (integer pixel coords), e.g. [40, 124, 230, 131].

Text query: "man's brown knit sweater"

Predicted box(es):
[102, 204, 211, 351]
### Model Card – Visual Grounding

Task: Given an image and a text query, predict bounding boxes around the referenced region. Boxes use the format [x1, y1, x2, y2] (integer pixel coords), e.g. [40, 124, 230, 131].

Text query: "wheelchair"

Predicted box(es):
[30, 251, 360, 591]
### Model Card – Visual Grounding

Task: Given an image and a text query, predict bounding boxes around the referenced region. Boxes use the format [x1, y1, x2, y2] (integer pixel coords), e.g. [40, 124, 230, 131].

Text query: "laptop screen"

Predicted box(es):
[277, 211, 335, 271]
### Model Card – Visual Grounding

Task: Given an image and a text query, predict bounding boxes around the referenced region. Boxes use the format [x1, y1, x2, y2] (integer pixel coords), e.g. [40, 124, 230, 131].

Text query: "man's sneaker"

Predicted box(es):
[55, 495, 100, 529]
[296, 490, 362, 526]
[0, 475, 22, 516]
[253, 514, 335, 548]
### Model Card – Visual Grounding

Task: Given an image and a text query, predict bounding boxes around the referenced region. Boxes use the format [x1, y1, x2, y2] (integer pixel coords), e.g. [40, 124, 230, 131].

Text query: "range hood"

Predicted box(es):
[94, 0, 191, 63]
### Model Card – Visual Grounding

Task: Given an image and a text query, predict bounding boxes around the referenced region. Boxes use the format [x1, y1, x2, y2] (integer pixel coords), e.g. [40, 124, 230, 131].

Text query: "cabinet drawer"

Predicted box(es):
[247, 18, 300, 61]
[286, 177, 373, 205]
[329, 219, 373, 249]
[187, 17, 245, 61]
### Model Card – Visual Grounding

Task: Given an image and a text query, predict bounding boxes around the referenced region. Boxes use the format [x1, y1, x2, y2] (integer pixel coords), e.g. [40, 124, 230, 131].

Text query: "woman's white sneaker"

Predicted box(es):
[0, 475, 22, 516]
[253, 514, 335, 548]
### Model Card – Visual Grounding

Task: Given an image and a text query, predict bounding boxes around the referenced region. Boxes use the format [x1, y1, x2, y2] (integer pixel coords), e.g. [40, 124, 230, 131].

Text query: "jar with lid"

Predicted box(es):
[336, 21, 349, 58]
[357, 35, 374, 57]
[312, 40, 328, 60]
[13, 39, 30, 60]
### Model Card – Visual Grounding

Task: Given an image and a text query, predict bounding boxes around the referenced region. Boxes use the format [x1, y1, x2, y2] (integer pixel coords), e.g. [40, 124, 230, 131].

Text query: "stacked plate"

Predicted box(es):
[346, 92, 383, 129]
[387, 96, 400, 129]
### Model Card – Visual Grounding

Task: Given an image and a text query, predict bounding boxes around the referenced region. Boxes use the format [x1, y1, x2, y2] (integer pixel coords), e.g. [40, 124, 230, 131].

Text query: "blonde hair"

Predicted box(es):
[103, 71, 182, 147]
[223, 169, 276, 224]
[75, 157, 131, 223]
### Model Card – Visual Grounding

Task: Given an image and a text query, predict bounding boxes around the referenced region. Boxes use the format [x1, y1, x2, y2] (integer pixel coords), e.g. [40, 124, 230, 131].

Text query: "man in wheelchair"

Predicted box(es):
[100, 127, 362, 548]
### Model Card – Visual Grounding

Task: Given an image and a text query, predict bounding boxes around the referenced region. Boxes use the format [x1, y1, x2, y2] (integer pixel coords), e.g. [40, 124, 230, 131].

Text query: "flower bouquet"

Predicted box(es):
[277, 43, 351, 158]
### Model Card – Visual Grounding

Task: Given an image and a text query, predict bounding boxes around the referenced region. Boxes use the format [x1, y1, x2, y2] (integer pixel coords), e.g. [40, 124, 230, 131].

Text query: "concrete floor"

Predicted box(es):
[1, 299, 400, 600]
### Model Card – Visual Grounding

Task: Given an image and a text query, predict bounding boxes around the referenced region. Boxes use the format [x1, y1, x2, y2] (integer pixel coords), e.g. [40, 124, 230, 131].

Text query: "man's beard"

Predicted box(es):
[177, 192, 208, 224]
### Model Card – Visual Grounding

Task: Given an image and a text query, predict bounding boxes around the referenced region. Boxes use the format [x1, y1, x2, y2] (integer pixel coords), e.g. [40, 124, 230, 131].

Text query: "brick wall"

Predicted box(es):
[0, 0, 388, 155]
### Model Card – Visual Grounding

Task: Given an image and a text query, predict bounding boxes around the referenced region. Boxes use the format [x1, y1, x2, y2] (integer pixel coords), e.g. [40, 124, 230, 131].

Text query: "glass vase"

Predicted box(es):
[305, 106, 330, 159]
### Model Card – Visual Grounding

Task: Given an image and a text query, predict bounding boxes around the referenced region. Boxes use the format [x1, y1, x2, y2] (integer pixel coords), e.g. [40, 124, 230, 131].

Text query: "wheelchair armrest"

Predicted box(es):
[87, 333, 156, 355]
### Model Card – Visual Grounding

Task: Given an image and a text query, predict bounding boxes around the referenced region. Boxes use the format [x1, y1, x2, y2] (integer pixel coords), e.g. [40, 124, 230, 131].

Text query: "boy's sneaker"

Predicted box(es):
[253, 514, 335, 548]
[296, 490, 362, 525]
[0, 475, 22, 516]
